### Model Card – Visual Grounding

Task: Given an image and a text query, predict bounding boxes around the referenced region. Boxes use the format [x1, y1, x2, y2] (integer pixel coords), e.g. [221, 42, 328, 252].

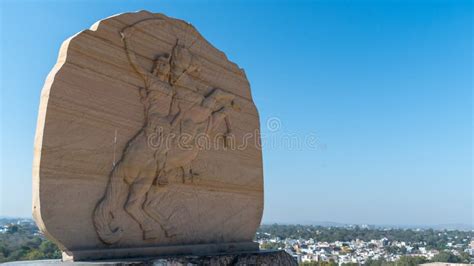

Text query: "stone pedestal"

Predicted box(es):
[5, 250, 297, 266]
[62, 242, 258, 261]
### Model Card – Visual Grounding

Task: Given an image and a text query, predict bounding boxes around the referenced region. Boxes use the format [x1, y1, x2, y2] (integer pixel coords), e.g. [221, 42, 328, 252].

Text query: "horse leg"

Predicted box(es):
[208, 107, 234, 148]
[181, 164, 198, 184]
[143, 180, 180, 238]
[124, 174, 158, 240]
[144, 195, 179, 238]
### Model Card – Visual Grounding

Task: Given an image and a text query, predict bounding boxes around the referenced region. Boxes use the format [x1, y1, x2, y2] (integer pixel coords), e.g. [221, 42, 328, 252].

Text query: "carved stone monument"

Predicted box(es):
[33, 11, 264, 261]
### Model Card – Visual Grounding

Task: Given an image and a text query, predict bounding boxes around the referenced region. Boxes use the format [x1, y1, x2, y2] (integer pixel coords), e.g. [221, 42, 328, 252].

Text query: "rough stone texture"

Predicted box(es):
[33, 10, 263, 261]
[4, 251, 296, 266]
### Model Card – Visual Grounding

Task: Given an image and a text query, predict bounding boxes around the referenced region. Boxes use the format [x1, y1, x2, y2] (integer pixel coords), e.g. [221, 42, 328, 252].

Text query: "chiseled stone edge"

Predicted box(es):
[62, 241, 259, 261]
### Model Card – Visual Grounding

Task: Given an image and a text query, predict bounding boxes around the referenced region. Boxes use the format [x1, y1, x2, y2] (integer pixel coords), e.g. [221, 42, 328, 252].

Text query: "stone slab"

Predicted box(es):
[33, 10, 263, 260]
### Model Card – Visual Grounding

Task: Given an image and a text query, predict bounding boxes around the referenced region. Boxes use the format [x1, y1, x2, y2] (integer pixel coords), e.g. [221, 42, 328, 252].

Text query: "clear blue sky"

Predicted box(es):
[1, 0, 472, 226]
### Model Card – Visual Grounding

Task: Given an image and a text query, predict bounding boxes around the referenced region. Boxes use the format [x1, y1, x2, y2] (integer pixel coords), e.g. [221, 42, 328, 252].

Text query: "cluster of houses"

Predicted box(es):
[258, 236, 473, 264]
[0, 219, 37, 234]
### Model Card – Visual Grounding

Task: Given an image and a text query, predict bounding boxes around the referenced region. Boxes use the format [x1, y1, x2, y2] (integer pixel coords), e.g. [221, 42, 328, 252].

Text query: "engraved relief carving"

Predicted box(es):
[92, 19, 239, 245]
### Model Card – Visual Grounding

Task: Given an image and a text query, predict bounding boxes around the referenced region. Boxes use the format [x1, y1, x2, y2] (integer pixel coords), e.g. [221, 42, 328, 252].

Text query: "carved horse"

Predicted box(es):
[93, 21, 238, 245]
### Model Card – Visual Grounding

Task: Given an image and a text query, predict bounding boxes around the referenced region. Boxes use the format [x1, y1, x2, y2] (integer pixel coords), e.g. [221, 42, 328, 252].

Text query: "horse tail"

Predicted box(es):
[93, 166, 126, 244]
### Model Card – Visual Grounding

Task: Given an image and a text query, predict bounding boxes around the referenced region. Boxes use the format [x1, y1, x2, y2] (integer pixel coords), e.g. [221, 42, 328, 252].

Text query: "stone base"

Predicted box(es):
[62, 242, 259, 261]
[5, 250, 297, 266]
[150, 250, 297, 266]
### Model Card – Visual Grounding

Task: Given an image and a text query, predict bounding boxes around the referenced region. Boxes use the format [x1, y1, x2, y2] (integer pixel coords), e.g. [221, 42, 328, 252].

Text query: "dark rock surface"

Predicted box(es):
[3, 250, 297, 266]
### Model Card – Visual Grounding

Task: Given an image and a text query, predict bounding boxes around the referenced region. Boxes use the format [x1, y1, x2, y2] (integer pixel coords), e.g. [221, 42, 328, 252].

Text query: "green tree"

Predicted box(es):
[24, 249, 44, 260]
[458, 251, 471, 263]
[431, 251, 461, 263]
[38, 240, 61, 259]
[398, 256, 427, 265]
[7, 225, 19, 234]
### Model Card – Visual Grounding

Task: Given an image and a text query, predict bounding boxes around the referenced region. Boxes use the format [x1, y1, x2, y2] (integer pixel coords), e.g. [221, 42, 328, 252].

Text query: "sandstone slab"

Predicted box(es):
[33, 11, 263, 261]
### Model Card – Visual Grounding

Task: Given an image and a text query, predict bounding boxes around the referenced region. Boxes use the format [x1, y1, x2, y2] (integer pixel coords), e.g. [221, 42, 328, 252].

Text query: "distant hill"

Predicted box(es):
[263, 220, 473, 231]
[3, 217, 472, 231]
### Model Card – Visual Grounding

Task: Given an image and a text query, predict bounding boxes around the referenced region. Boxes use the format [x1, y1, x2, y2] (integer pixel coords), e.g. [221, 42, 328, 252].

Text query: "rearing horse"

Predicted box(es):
[92, 20, 238, 245]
